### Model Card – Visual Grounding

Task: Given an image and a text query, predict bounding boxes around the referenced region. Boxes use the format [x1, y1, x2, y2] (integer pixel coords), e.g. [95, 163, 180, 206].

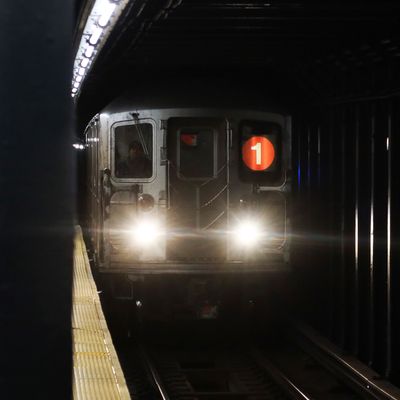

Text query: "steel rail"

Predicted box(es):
[139, 346, 170, 400]
[290, 321, 400, 400]
[250, 349, 312, 400]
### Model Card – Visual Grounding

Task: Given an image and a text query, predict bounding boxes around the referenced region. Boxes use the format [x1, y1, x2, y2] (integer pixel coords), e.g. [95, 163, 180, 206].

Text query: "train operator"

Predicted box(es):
[117, 140, 152, 178]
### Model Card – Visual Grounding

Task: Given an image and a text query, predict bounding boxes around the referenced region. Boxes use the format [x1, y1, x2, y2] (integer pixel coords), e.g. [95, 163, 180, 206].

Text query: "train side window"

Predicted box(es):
[178, 128, 216, 179]
[239, 120, 282, 184]
[114, 123, 153, 179]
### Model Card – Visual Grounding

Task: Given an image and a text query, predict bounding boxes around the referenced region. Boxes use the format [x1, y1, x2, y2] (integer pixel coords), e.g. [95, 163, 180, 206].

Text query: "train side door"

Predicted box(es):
[167, 118, 228, 261]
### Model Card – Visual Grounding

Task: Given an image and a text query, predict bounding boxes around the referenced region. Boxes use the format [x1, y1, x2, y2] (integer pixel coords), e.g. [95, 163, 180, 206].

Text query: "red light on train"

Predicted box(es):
[242, 136, 275, 171]
[180, 133, 198, 146]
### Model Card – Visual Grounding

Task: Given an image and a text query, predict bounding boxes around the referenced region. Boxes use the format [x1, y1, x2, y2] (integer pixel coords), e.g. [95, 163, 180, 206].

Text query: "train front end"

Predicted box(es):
[86, 108, 291, 316]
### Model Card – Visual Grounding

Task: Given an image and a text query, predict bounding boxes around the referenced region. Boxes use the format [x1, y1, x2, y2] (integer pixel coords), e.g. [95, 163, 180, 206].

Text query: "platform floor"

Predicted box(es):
[72, 226, 131, 400]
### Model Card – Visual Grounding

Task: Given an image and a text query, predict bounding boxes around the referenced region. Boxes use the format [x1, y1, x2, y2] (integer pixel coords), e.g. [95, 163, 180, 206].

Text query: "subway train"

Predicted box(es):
[84, 91, 291, 318]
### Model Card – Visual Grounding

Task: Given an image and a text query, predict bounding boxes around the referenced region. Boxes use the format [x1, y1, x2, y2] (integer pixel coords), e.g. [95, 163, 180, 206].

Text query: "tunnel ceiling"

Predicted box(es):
[75, 0, 400, 127]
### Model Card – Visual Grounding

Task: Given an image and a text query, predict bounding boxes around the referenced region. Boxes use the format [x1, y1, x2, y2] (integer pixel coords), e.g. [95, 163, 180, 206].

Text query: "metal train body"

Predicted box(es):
[85, 96, 291, 309]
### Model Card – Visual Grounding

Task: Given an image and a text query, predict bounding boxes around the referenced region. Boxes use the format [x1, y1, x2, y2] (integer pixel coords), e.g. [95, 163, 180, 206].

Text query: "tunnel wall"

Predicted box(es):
[292, 95, 400, 382]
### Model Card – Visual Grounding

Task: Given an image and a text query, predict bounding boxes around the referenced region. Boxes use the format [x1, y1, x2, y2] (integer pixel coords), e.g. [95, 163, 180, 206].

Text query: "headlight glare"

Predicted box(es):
[233, 220, 264, 247]
[130, 218, 163, 246]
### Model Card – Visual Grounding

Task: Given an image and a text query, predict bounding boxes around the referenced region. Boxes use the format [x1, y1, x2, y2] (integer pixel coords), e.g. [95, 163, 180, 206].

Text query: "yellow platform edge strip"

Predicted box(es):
[72, 226, 131, 400]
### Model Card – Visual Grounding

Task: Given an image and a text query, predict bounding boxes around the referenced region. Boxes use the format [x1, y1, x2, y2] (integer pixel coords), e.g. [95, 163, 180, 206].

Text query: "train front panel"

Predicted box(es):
[88, 108, 290, 274]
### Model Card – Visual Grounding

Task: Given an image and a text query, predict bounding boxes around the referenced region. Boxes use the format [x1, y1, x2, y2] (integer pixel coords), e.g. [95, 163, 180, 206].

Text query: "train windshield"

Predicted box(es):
[114, 123, 153, 179]
[178, 128, 216, 179]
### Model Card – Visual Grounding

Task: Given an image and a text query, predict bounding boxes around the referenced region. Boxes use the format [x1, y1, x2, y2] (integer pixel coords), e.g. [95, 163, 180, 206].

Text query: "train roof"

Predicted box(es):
[100, 76, 290, 115]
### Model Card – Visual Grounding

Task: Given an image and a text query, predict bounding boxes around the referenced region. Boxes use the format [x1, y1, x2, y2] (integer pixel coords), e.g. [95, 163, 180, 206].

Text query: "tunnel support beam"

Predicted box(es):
[0, 1, 73, 398]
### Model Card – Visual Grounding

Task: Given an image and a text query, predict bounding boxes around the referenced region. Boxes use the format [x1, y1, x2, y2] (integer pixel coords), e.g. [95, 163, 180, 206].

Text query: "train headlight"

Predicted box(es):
[233, 220, 264, 247]
[130, 218, 163, 246]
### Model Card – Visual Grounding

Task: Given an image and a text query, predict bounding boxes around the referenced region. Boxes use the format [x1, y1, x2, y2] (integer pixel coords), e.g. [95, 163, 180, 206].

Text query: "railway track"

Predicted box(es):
[116, 328, 371, 400]
[105, 304, 399, 400]
[138, 344, 304, 400]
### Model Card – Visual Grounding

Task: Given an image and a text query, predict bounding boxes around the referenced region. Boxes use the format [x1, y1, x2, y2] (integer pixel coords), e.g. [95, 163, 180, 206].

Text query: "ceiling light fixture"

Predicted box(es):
[71, 0, 129, 98]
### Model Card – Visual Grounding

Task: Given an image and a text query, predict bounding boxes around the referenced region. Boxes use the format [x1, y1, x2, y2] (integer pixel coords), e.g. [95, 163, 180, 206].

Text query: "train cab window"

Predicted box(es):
[114, 123, 153, 179]
[239, 120, 282, 184]
[178, 128, 216, 179]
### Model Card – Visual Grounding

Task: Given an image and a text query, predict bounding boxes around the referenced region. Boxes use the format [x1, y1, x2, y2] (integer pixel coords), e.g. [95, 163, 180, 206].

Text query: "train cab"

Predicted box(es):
[85, 104, 291, 316]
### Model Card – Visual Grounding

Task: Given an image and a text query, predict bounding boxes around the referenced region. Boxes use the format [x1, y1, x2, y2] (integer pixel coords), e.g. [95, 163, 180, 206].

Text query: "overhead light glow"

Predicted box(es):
[85, 45, 95, 58]
[73, 82, 79, 88]
[98, 1, 117, 27]
[89, 27, 103, 45]
[72, 0, 129, 98]
[72, 88, 78, 93]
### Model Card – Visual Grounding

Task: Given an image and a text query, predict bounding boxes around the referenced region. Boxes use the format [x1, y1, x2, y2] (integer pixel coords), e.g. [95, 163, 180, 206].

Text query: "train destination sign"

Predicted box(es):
[242, 136, 275, 171]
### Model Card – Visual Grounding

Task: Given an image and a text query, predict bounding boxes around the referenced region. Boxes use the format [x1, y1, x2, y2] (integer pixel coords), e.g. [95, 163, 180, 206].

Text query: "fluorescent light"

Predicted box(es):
[73, 82, 79, 88]
[85, 45, 95, 58]
[71, 0, 129, 98]
[72, 88, 78, 93]
[98, 1, 116, 27]
[89, 27, 103, 45]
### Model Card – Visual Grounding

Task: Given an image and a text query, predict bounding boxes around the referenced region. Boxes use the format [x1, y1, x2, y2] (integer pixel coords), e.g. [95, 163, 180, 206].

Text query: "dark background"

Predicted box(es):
[1, 1, 74, 398]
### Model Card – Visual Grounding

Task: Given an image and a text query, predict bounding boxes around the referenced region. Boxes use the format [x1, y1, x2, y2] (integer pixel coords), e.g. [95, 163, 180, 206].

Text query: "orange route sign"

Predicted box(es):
[242, 136, 275, 171]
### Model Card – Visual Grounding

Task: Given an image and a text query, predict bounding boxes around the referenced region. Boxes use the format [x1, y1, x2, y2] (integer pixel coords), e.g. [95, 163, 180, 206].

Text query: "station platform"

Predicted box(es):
[72, 226, 131, 400]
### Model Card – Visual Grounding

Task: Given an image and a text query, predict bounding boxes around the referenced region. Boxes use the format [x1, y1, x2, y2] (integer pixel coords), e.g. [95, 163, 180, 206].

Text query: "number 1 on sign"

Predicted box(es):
[251, 142, 262, 165]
